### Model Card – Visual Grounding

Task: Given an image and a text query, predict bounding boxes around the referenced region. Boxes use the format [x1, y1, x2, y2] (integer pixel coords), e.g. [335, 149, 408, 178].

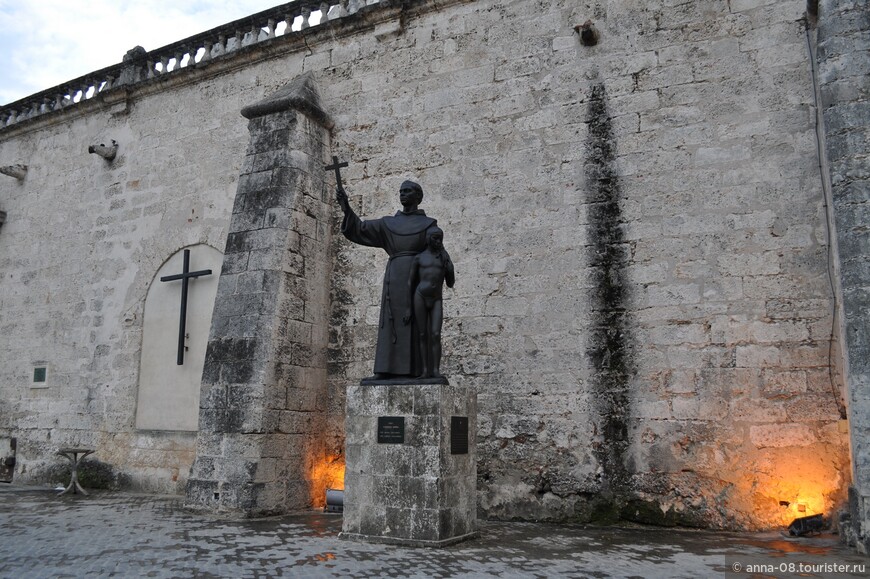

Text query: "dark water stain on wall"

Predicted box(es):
[584, 83, 635, 501]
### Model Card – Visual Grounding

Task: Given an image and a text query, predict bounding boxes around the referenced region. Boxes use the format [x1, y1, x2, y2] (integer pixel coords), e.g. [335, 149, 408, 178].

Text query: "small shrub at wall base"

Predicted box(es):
[49, 458, 130, 490]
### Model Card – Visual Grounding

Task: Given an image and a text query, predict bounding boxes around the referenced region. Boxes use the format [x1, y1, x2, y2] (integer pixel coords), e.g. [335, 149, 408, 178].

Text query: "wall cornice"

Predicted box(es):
[0, 0, 473, 140]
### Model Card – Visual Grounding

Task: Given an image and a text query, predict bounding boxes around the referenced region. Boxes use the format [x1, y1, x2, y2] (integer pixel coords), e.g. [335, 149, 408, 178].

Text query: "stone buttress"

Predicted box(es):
[816, 0, 870, 553]
[185, 73, 334, 515]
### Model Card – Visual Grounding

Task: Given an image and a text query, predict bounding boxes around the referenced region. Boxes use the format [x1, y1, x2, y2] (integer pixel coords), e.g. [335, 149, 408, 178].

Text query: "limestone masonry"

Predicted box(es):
[0, 0, 868, 550]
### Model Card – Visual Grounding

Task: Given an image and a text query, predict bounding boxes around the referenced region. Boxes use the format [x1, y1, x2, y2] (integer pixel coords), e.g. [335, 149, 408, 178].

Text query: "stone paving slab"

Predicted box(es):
[0, 486, 866, 578]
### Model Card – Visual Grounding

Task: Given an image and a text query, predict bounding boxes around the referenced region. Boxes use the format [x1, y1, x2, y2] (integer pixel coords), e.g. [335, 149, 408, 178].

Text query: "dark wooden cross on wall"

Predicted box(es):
[160, 249, 212, 365]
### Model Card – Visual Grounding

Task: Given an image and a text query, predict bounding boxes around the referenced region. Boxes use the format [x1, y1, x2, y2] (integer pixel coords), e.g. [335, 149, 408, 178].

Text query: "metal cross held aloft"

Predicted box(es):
[325, 156, 349, 190]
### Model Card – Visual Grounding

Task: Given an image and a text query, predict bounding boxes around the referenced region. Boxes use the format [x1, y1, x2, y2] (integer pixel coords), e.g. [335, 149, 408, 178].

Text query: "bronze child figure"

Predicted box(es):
[406, 227, 455, 379]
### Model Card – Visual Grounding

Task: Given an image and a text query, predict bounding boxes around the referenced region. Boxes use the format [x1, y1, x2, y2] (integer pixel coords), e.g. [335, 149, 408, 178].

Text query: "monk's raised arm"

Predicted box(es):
[335, 186, 351, 215]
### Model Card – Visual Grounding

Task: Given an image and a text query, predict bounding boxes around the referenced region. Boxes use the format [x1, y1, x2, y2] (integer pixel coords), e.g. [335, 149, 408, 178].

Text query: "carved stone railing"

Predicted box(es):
[0, 0, 380, 130]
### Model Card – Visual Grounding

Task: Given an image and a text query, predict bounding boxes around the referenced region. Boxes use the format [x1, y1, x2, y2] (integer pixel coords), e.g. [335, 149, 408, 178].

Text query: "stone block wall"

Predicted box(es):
[816, 0, 870, 552]
[0, 73, 248, 492]
[314, 0, 851, 529]
[0, 0, 857, 529]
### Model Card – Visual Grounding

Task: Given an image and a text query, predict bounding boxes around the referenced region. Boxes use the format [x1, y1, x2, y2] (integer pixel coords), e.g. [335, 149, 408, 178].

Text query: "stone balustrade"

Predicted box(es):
[0, 0, 380, 130]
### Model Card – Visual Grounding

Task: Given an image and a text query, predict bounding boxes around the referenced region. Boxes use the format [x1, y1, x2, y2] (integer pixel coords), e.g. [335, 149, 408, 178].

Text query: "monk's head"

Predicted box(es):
[399, 180, 423, 210]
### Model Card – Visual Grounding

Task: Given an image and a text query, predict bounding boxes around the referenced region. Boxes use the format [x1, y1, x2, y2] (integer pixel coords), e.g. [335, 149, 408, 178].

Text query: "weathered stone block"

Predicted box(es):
[359, 506, 387, 537]
[188, 456, 216, 479]
[185, 479, 219, 508]
[236, 171, 273, 197]
[229, 207, 267, 233]
[749, 423, 816, 448]
[220, 252, 250, 275]
[200, 384, 227, 408]
[198, 408, 228, 432]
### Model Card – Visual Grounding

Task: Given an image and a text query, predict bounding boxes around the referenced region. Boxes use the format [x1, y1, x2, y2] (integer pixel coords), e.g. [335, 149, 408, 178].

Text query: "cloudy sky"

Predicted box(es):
[0, 1, 285, 105]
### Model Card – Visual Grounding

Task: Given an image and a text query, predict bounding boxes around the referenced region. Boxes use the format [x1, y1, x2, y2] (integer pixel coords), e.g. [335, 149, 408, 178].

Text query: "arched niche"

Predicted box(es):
[136, 244, 222, 431]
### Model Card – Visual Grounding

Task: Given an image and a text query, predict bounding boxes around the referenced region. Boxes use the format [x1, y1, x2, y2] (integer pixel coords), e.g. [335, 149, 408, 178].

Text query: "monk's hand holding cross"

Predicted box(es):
[335, 187, 351, 214]
[325, 156, 351, 214]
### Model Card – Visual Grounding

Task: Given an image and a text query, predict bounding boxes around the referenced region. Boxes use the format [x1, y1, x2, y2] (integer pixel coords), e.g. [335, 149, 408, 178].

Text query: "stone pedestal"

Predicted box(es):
[340, 382, 477, 547]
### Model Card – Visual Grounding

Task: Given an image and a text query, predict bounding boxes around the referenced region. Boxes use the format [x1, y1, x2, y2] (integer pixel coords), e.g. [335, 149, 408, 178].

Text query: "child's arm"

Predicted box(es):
[444, 251, 455, 288]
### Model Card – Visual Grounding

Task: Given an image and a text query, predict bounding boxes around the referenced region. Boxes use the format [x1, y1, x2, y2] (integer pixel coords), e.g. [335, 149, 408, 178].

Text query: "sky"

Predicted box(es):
[0, 1, 286, 105]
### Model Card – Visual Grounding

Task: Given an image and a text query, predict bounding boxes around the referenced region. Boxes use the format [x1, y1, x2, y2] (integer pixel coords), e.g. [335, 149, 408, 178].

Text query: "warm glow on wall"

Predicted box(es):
[310, 453, 345, 506]
[734, 447, 846, 529]
[778, 493, 826, 524]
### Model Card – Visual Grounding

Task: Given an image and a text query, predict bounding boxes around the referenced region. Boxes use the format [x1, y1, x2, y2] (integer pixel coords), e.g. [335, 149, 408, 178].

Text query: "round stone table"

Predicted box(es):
[56, 448, 95, 496]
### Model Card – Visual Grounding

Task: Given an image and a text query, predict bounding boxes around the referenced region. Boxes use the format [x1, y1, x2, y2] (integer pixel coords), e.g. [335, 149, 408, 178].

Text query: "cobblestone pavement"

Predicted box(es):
[0, 486, 866, 578]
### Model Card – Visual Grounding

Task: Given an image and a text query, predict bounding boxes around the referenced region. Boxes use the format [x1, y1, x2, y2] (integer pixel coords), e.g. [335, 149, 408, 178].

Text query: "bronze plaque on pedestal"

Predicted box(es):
[377, 416, 405, 444]
[451, 416, 469, 454]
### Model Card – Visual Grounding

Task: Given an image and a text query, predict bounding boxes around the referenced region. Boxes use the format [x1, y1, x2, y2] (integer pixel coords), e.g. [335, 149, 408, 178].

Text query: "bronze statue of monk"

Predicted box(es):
[336, 180, 446, 383]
